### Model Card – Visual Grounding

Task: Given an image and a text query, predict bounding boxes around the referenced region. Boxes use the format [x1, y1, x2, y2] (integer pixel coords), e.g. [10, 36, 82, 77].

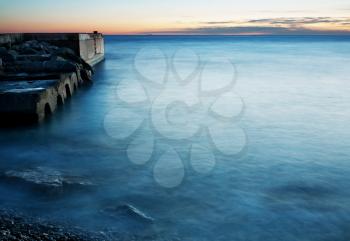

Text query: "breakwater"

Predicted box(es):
[0, 33, 104, 124]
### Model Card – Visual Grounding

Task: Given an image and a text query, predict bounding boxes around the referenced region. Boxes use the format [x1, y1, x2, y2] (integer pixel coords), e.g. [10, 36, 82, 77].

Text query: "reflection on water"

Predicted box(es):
[1, 36, 350, 240]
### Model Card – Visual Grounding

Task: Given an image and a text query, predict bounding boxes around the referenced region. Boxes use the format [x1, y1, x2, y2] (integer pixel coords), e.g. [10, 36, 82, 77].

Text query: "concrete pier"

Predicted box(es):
[0, 33, 104, 125]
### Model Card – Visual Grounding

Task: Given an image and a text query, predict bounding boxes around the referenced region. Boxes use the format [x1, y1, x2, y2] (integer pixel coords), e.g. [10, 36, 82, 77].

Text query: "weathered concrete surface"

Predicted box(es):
[78, 33, 105, 64]
[0, 72, 79, 123]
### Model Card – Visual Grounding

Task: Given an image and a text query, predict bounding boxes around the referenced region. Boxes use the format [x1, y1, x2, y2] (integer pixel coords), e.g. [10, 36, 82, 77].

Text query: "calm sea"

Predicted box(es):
[1, 35, 350, 240]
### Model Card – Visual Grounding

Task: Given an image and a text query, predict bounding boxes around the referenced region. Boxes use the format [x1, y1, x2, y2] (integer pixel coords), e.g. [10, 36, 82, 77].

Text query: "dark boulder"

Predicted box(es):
[101, 204, 154, 223]
[8, 50, 18, 56]
[1, 41, 94, 80]
[80, 69, 93, 82]
[7, 61, 44, 73]
[4, 59, 77, 74]
[16, 54, 51, 62]
[3, 167, 94, 188]
[43, 59, 78, 73]
[54, 47, 76, 56]
[0, 47, 7, 55]
[20, 47, 38, 55]
[54, 47, 94, 73]
[47, 45, 59, 53]
[53, 48, 81, 64]
[22, 40, 40, 50]
[0, 48, 17, 63]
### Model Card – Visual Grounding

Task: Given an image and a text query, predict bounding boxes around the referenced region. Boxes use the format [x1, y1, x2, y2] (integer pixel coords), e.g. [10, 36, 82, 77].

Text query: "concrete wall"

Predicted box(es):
[0, 72, 80, 123]
[79, 33, 105, 63]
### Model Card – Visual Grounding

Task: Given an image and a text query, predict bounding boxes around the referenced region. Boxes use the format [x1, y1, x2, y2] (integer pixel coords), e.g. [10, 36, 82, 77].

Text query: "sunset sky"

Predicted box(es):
[0, 0, 350, 34]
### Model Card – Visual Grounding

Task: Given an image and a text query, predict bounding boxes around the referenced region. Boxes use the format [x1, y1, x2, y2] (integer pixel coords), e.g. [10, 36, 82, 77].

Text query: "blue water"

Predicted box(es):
[1, 35, 350, 240]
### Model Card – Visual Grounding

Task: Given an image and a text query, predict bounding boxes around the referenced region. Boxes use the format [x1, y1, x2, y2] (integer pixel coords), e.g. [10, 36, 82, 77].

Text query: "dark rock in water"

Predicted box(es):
[5, 168, 62, 187]
[3, 167, 94, 188]
[82, 60, 94, 74]
[80, 69, 93, 82]
[101, 204, 154, 223]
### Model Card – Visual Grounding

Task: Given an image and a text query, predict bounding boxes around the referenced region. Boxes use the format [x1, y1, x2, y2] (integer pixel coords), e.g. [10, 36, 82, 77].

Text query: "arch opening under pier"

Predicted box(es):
[65, 84, 72, 98]
[44, 103, 52, 117]
[57, 95, 64, 106]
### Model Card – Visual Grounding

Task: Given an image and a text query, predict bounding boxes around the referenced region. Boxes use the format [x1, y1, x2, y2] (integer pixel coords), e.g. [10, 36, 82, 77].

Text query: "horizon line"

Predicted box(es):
[1, 32, 350, 37]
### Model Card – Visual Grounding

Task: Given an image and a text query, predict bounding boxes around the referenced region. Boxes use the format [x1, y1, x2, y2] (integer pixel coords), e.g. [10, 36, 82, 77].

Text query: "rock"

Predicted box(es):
[54, 47, 94, 73]
[5, 59, 77, 74]
[2, 53, 16, 62]
[54, 47, 76, 57]
[5, 167, 63, 187]
[43, 59, 77, 73]
[81, 60, 94, 74]
[0, 47, 16, 62]
[24, 40, 39, 46]
[101, 204, 154, 223]
[1, 40, 94, 82]
[11, 44, 20, 51]
[6, 61, 45, 73]
[0, 47, 7, 55]
[47, 45, 59, 53]
[21, 47, 38, 55]
[8, 50, 18, 56]
[80, 69, 93, 82]
[0, 209, 106, 240]
[16, 54, 51, 62]
[4, 167, 94, 188]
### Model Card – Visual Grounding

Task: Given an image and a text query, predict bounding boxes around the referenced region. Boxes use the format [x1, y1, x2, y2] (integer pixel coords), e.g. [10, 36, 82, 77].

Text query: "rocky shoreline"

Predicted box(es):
[0, 166, 165, 241]
[0, 209, 106, 241]
[0, 208, 175, 241]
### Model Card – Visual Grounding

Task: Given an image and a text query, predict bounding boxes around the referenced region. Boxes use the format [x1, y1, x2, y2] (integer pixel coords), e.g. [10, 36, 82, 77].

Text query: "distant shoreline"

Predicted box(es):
[1, 33, 350, 37]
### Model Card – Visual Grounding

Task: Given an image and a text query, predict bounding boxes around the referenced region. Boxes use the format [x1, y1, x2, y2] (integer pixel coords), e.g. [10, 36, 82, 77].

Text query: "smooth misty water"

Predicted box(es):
[1, 36, 350, 240]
